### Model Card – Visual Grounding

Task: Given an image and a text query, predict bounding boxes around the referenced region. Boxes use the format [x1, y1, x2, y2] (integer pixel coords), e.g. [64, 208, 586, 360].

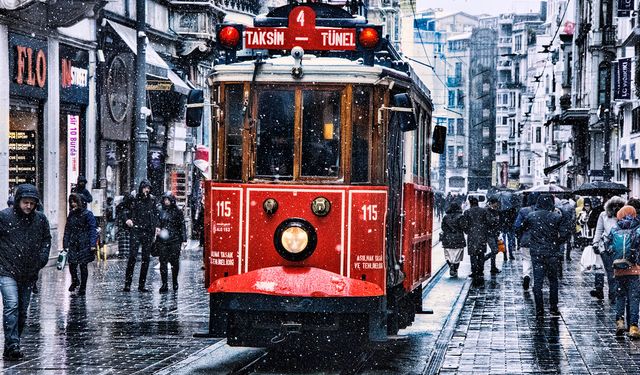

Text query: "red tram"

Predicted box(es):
[201, 2, 445, 346]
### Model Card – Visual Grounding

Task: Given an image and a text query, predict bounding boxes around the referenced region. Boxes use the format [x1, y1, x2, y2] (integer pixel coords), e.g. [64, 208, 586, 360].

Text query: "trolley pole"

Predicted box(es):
[133, 0, 148, 188]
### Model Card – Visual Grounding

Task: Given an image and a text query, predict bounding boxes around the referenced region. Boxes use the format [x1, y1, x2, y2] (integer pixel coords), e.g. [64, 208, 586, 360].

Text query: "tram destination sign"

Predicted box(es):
[244, 6, 356, 51]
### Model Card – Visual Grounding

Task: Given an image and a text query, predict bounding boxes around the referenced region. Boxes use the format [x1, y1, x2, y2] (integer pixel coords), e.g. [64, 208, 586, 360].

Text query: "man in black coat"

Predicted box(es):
[72, 175, 93, 205]
[463, 196, 493, 287]
[514, 193, 540, 291]
[0, 184, 51, 360]
[522, 194, 569, 317]
[486, 197, 502, 275]
[123, 180, 160, 292]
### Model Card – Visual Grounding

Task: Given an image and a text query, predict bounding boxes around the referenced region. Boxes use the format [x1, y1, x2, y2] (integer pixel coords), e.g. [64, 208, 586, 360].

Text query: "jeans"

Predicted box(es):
[595, 251, 616, 299]
[532, 254, 561, 312]
[521, 247, 532, 278]
[125, 233, 155, 288]
[0, 276, 32, 351]
[615, 275, 640, 325]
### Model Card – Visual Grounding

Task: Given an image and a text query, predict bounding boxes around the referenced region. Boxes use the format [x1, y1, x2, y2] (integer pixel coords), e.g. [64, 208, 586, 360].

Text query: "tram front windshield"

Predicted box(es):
[255, 88, 342, 180]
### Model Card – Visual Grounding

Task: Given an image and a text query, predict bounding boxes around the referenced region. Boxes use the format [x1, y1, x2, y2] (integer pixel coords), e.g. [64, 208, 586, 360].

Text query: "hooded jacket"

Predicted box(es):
[131, 180, 159, 235]
[593, 196, 626, 247]
[463, 204, 494, 251]
[157, 192, 187, 245]
[441, 203, 467, 249]
[0, 184, 51, 283]
[63, 193, 98, 264]
[522, 195, 564, 257]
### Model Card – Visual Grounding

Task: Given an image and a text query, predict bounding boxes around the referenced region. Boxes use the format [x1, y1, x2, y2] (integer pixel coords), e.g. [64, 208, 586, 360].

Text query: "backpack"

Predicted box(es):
[608, 226, 639, 270]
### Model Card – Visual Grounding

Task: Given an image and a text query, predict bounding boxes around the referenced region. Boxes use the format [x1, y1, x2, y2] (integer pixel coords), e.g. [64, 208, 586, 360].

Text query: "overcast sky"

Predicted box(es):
[416, 0, 543, 16]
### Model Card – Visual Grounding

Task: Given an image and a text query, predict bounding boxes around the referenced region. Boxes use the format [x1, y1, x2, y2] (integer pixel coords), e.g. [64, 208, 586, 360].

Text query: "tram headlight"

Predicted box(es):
[274, 219, 317, 262]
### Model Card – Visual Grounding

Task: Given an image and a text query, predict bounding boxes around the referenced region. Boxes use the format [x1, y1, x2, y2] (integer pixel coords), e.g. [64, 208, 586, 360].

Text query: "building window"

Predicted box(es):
[598, 62, 611, 106]
[448, 118, 455, 135]
[632, 107, 640, 133]
[535, 127, 542, 143]
[456, 119, 464, 135]
[456, 146, 464, 168]
[514, 35, 522, 52]
[447, 146, 455, 165]
[502, 141, 508, 154]
[527, 159, 532, 175]
[502, 116, 508, 125]
[448, 90, 456, 107]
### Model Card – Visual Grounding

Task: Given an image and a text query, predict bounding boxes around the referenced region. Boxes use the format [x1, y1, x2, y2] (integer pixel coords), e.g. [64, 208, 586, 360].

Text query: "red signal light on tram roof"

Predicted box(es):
[358, 27, 380, 49]
[218, 25, 242, 50]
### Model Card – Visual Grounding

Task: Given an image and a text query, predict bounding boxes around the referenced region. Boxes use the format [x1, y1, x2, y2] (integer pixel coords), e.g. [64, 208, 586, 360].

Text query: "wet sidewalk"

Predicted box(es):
[0, 242, 219, 374]
[437, 248, 640, 374]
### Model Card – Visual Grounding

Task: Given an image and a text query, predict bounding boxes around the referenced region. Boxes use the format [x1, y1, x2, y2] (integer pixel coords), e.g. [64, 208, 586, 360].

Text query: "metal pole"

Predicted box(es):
[133, 0, 148, 188]
[603, 108, 611, 182]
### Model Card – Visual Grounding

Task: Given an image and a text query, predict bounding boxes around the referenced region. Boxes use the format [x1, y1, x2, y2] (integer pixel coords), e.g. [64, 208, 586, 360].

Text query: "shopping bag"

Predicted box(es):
[497, 239, 506, 253]
[580, 245, 605, 274]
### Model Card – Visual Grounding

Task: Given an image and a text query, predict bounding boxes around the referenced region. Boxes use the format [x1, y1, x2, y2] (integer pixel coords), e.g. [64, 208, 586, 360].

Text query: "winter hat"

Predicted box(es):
[617, 205, 637, 220]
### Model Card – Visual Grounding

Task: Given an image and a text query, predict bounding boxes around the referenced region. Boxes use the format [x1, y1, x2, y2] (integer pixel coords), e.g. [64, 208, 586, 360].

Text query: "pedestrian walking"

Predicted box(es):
[123, 180, 160, 293]
[156, 192, 187, 293]
[441, 202, 467, 278]
[0, 184, 51, 360]
[608, 205, 640, 338]
[590, 196, 625, 301]
[522, 195, 568, 317]
[63, 193, 98, 296]
[485, 197, 502, 274]
[577, 198, 595, 247]
[514, 193, 539, 291]
[72, 175, 93, 205]
[500, 202, 518, 261]
[116, 193, 133, 259]
[463, 196, 493, 287]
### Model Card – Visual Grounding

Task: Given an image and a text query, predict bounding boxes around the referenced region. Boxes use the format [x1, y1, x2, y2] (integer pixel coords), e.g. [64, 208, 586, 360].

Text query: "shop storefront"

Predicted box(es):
[8, 32, 47, 196]
[59, 44, 90, 230]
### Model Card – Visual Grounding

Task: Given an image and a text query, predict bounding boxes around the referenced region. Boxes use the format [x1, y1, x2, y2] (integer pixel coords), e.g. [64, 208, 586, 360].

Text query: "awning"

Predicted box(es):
[622, 27, 640, 47]
[544, 158, 572, 176]
[168, 70, 191, 95]
[107, 20, 169, 79]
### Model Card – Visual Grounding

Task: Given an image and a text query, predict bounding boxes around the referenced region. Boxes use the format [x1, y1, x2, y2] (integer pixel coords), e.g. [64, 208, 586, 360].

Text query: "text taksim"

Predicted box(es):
[244, 30, 285, 47]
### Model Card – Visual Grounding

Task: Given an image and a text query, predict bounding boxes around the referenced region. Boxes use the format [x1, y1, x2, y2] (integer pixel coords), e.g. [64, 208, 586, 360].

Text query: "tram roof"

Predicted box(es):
[209, 55, 431, 99]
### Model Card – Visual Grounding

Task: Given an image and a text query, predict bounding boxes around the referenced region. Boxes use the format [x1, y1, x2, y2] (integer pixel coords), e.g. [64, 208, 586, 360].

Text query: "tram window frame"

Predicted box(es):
[254, 88, 296, 180]
[351, 86, 372, 184]
[223, 84, 245, 181]
[300, 89, 343, 178]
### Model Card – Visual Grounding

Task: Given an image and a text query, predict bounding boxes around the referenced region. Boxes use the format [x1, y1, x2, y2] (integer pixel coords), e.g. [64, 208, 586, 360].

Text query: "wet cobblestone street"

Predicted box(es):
[0, 244, 219, 374]
[439, 249, 640, 374]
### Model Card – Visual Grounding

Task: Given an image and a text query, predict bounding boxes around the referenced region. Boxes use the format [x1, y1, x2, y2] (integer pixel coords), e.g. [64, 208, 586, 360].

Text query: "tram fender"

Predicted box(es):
[209, 266, 385, 297]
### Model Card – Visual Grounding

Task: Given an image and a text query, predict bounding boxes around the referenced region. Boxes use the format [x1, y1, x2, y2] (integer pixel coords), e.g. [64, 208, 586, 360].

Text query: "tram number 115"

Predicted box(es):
[216, 201, 232, 217]
[361, 205, 378, 221]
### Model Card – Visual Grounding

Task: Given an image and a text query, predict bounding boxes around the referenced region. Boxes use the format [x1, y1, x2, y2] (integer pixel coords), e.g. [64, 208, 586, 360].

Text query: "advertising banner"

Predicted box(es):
[615, 58, 632, 100]
[67, 114, 80, 196]
[618, 0, 634, 17]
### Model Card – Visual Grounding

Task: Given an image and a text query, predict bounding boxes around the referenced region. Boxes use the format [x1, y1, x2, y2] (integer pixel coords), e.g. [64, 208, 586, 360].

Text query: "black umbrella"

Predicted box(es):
[573, 181, 629, 196]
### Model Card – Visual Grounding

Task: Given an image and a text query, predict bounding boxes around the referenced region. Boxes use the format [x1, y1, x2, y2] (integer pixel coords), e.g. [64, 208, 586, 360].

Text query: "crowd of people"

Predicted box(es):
[0, 180, 189, 360]
[440, 190, 640, 339]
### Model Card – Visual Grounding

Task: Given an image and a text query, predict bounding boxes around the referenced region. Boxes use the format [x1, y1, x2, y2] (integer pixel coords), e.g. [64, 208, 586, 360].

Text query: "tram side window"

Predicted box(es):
[301, 90, 342, 177]
[225, 85, 244, 181]
[255, 90, 295, 179]
[352, 87, 371, 183]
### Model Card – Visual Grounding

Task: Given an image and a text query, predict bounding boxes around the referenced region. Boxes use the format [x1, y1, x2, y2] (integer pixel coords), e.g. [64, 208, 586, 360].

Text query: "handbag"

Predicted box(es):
[580, 245, 604, 274]
[56, 250, 68, 271]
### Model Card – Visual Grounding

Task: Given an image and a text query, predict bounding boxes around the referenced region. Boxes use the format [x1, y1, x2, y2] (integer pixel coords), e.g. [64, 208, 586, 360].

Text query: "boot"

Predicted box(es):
[590, 288, 604, 300]
[159, 284, 168, 293]
[447, 261, 454, 277]
[523, 276, 531, 291]
[69, 281, 79, 292]
[616, 319, 626, 336]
